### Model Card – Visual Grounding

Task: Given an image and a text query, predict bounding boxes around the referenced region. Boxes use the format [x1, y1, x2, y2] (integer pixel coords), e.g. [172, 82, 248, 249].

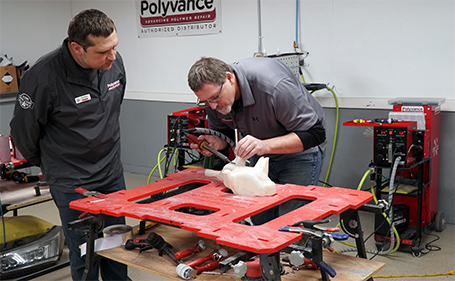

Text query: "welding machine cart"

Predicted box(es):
[344, 98, 445, 257]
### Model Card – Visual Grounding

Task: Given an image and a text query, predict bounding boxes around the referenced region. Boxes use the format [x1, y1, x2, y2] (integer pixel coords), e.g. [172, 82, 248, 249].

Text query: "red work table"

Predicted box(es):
[70, 168, 382, 281]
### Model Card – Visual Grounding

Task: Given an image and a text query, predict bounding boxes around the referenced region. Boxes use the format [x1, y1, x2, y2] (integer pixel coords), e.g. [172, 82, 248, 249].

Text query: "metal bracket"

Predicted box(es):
[259, 252, 281, 281]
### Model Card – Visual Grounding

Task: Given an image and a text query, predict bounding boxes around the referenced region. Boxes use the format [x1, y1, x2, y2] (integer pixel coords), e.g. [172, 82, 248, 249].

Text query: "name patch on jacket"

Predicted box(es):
[75, 94, 91, 104]
[107, 80, 120, 91]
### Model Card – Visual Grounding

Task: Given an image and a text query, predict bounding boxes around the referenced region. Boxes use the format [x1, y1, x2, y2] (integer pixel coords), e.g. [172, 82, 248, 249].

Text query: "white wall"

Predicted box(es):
[1, 0, 454, 111]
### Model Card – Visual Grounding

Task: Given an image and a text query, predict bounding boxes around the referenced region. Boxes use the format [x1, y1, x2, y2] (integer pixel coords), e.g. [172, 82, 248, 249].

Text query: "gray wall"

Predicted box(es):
[0, 99, 14, 135]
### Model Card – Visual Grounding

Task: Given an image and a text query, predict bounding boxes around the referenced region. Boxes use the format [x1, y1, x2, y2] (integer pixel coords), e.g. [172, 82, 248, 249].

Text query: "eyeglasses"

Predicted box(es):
[197, 83, 224, 105]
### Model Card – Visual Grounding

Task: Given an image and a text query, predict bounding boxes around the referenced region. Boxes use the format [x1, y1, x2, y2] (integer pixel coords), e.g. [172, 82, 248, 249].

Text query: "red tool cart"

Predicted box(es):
[343, 98, 446, 257]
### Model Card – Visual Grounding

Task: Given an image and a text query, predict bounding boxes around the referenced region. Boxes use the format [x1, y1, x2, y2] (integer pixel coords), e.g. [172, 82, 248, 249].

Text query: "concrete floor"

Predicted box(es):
[5, 172, 455, 281]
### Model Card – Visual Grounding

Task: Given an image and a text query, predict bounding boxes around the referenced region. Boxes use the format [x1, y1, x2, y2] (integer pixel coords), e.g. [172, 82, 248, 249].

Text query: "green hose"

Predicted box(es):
[323, 86, 339, 187]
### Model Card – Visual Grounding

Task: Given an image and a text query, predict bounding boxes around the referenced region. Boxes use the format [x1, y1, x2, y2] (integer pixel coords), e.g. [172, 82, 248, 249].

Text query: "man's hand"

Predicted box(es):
[234, 133, 303, 160]
[189, 135, 228, 157]
[234, 135, 269, 160]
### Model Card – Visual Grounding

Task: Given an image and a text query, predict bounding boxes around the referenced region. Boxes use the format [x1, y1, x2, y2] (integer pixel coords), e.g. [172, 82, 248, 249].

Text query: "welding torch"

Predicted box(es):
[187, 134, 233, 164]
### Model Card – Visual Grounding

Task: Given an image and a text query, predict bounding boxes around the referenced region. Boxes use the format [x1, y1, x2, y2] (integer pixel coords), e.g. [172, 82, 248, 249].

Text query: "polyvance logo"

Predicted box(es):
[107, 80, 121, 91]
[401, 106, 424, 112]
[140, 0, 216, 27]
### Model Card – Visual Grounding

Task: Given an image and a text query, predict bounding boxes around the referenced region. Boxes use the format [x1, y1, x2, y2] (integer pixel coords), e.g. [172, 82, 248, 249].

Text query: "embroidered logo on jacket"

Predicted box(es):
[107, 80, 121, 91]
[18, 93, 35, 109]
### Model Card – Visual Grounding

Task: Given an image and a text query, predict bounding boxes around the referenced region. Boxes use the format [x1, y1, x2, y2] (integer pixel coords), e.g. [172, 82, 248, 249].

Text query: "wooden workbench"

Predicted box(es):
[0, 179, 51, 215]
[97, 224, 385, 281]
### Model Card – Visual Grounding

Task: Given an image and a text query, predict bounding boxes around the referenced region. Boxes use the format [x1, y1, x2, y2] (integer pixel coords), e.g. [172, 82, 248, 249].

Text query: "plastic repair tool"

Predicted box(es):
[146, 232, 198, 280]
[174, 240, 205, 260]
[187, 134, 233, 163]
[186, 248, 228, 275]
[125, 232, 197, 280]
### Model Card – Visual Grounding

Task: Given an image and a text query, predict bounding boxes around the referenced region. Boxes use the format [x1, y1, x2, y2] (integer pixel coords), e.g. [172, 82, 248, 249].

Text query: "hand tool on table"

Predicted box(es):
[126, 232, 197, 279]
[174, 240, 205, 260]
[124, 238, 154, 253]
[291, 218, 340, 232]
[280, 219, 343, 279]
[194, 258, 226, 275]
[186, 248, 228, 268]
[146, 232, 181, 264]
[74, 188, 107, 220]
[75, 187, 107, 199]
[187, 134, 233, 164]
[284, 218, 348, 247]
[279, 226, 349, 243]
[146, 233, 197, 280]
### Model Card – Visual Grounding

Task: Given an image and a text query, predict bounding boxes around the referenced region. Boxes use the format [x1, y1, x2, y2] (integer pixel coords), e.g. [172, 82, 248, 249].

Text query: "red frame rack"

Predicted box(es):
[70, 168, 372, 254]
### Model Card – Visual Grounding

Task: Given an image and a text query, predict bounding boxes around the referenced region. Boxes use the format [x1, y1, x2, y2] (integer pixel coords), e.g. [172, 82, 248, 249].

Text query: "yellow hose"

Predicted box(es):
[374, 269, 455, 278]
[323, 86, 339, 187]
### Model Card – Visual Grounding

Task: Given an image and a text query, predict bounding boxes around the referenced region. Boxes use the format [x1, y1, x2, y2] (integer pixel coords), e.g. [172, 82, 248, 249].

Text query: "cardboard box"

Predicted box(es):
[0, 65, 19, 93]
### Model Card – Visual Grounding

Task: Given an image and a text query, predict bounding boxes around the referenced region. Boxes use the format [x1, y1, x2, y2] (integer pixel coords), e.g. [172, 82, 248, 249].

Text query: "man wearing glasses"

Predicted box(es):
[187, 57, 326, 225]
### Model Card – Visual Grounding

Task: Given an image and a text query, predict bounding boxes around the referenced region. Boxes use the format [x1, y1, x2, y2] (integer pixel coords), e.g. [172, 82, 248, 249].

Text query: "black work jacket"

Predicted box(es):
[10, 38, 126, 192]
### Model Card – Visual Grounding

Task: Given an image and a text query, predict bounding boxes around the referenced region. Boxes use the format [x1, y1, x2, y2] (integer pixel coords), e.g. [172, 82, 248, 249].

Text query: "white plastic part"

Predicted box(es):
[205, 156, 276, 197]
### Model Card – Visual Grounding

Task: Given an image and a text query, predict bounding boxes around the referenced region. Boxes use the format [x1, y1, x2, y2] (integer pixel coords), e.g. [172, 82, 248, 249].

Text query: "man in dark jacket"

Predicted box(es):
[10, 9, 130, 281]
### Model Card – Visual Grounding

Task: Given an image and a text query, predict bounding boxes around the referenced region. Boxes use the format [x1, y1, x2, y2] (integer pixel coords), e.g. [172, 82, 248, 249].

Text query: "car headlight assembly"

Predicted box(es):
[1, 225, 64, 279]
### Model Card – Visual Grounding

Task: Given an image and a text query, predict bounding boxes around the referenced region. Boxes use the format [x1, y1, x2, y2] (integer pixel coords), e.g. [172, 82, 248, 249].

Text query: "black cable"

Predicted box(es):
[185, 127, 235, 148]
[392, 144, 417, 195]
[368, 181, 393, 261]
[421, 231, 441, 254]
[418, 182, 441, 255]
[369, 215, 392, 260]
[318, 180, 332, 187]
[165, 115, 188, 176]
[365, 216, 388, 245]
[364, 169, 394, 260]
[183, 149, 203, 163]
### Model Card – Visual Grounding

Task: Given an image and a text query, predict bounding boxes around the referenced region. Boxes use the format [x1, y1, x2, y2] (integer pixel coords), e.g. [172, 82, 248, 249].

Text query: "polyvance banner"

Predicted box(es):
[137, 0, 222, 38]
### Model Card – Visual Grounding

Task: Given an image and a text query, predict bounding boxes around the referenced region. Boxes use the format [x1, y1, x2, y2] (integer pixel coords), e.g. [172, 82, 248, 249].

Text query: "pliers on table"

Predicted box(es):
[291, 218, 339, 232]
[279, 226, 349, 243]
[281, 219, 349, 244]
